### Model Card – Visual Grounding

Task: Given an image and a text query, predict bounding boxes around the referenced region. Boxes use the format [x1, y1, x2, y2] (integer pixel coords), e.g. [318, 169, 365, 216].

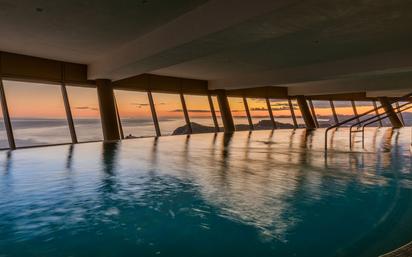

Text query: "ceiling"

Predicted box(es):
[0, 0, 208, 62]
[1, 0, 412, 95]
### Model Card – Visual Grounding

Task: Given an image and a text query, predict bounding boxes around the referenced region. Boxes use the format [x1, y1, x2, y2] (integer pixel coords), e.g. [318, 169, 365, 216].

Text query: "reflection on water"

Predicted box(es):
[0, 128, 412, 257]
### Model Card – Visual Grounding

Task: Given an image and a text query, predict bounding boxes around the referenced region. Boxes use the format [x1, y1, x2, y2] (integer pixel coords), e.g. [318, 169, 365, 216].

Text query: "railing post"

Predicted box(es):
[215, 90, 235, 133]
[96, 79, 121, 141]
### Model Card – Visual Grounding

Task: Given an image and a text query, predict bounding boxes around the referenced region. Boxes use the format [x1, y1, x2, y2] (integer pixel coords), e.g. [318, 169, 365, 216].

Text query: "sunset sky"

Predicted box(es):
[1, 80, 407, 121]
[3, 80, 101, 118]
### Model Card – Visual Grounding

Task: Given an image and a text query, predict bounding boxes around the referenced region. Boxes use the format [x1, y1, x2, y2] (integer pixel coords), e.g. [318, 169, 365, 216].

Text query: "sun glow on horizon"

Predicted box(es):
[0, 81, 407, 121]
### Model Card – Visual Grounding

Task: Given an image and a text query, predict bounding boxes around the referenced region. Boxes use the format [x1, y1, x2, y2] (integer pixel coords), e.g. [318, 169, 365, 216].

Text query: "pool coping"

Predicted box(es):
[381, 241, 412, 257]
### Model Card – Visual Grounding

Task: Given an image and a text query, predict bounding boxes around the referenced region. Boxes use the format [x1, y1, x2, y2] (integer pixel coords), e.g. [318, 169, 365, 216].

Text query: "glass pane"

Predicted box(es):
[227, 97, 249, 131]
[398, 101, 412, 126]
[312, 100, 334, 128]
[355, 101, 374, 115]
[211, 96, 223, 130]
[152, 93, 186, 136]
[269, 99, 295, 129]
[3, 80, 71, 147]
[354, 101, 378, 127]
[248, 98, 272, 130]
[184, 94, 215, 133]
[375, 101, 391, 126]
[290, 99, 305, 127]
[333, 101, 356, 126]
[114, 90, 155, 139]
[0, 95, 8, 149]
[66, 86, 103, 142]
[390, 102, 409, 126]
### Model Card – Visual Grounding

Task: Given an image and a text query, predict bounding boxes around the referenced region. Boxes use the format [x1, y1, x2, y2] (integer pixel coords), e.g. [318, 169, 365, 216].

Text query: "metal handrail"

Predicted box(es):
[360, 103, 412, 148]
[324, 92, 412, 151]
[348, 101, 412, 148]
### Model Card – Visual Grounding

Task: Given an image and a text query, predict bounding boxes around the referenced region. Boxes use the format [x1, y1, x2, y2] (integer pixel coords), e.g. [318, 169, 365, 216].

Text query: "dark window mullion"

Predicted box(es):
[180, 92, 192, 134]
[61, 83, 78, 144]
[148, 91, 161, 137]
[0, 79, 15, 149]
[208, 94, 219, 132]
[243, 97, 253, 130]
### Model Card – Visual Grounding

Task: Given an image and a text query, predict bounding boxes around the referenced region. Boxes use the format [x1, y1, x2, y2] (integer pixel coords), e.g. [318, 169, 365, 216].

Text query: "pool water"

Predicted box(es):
[0, 128, 412, 257]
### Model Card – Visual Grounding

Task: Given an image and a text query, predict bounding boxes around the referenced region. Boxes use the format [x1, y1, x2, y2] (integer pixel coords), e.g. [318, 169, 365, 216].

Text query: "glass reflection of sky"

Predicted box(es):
[0, 128, 412, 257]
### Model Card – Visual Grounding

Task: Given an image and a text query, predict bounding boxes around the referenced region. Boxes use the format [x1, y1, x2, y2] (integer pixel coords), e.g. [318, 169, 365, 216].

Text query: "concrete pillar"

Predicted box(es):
[215, 90, 235, 133]
[379, 97, 403, 128]
[296, 95, 317, 129]
[96, 79, 121, 140]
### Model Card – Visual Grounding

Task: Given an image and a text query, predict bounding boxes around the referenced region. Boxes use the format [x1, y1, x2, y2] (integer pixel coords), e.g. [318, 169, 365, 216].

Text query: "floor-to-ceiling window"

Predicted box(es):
[152, 92, 187, 136]
[66, 85, 103, 142]
[354, 101, 382, 127]
[184, 94, 215, 133]
[248, 98, 272, 130]
[397, 101, 412, 126]
[227, 97, 250, 131]
[3, 80, 71, 147]
[374, 101, 392, 126]
[332, 101, 356, 126]
[269, 99, 295, 128]
[115, 90, 155, 138]
[311, 100, 335, 127]
[290, 98, 305, 127]
[354, 101, 374, 115]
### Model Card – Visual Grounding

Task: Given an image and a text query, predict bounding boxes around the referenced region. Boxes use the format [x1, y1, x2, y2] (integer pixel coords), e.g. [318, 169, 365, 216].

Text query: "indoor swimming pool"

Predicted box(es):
[0, 128, 411, 257]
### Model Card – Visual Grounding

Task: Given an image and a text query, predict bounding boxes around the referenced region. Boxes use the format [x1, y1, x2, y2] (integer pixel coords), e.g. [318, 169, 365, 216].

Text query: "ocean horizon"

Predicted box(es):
[0, 113, 410, 148]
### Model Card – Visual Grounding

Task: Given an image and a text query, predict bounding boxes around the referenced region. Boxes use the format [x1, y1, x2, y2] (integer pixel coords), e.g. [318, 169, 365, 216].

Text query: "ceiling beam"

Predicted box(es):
[0, 51, 90, 85]
[305, 93, 372, 101]
[112, 73, 208, 94]
[221, 86, 287, 98]
[287, 71, 412, 96]
[209, 49, 412, 90]
[88, 0, 297, 80]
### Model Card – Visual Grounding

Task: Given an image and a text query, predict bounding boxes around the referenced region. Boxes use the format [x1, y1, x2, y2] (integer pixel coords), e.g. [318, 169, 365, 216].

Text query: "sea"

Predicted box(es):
[0, 113, 410, 149]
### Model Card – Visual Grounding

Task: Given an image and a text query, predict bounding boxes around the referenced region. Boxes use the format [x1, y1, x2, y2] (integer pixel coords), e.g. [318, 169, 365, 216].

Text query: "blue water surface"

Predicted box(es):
[0, 128, 412, 257]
